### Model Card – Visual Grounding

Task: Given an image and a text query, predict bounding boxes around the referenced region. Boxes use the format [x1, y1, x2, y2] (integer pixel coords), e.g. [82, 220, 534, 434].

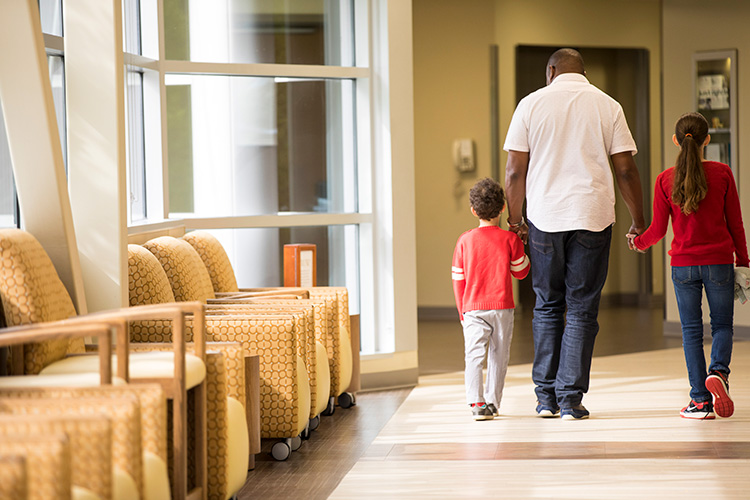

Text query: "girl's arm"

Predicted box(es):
[724, 170, 749, 267]
[633, 176, 670, 251]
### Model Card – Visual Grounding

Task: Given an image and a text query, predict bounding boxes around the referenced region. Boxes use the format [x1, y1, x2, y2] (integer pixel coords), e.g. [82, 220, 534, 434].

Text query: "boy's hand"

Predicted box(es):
[509, 222, 528, 245]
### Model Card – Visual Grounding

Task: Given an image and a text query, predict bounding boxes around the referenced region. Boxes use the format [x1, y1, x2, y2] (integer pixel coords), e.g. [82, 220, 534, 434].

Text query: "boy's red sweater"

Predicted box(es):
[634, 161, 749, 267]
[452, 226, 529, 319]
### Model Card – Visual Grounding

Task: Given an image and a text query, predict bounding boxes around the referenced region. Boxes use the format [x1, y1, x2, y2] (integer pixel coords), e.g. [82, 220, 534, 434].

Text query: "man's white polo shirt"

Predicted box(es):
[503, 73, 637, 233]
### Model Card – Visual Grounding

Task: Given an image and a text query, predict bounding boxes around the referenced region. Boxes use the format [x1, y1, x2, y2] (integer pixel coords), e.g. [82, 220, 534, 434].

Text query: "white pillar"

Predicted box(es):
[0, 0, 88, 313]
[64, 0, 129, 311]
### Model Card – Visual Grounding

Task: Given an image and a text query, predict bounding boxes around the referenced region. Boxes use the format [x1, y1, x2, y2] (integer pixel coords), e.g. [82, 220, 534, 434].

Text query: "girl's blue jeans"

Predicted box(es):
[671, 264, 734, 403]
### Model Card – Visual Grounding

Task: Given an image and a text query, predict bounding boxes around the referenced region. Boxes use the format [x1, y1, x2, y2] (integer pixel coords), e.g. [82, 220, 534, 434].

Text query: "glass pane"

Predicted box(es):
[696, 56, 732, 165]
[39, 0, 63, 36]
[164, 0, 355, 66]
[123, 0, 142, 55]
[48, 55, 66, 167]
[126, 70, 147, 221]
[166, 75, 357, 216]
[195, 224, 360, 314]
[0, 99, 17, 228]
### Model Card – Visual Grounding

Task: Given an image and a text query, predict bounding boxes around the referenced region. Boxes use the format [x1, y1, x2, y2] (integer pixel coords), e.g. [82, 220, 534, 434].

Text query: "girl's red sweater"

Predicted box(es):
[633, 161, 749, 267]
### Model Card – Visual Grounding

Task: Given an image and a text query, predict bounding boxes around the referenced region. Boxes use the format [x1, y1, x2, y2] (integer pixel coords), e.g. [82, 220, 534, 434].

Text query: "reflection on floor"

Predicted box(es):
[241, 306, 749, 499]
[331, 341, 750, 499]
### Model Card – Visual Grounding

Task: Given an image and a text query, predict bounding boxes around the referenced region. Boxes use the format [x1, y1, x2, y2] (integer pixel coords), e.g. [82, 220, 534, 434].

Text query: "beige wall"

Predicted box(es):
[414, 0, 663, 309]
[413, 0, 497, 309]
[662, 0, 750, 327]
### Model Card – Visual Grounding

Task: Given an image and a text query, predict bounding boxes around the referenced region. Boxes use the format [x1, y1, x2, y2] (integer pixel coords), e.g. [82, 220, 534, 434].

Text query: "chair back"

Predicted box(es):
[0, 229, 83, 374]
[142, 237, 216, 303]
[182, 231, 240, 293]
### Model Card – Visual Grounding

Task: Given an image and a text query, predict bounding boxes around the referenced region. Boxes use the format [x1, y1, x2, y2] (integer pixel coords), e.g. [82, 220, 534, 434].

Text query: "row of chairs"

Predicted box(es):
[0, 228, 357, 499]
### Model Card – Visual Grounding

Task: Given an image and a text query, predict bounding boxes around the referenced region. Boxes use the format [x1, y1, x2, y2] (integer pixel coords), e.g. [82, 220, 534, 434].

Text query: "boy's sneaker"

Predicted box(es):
[705, 371, 734, 418]
[471, 403, 494, 421]
[680, 400, 715, 420]
[561, 405, 590, 420]
[486, 403, 499, 417]
[535, 402, 560, 418]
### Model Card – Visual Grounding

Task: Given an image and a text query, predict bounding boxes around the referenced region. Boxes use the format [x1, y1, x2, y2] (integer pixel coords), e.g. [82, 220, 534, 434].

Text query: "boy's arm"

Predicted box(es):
[509, 235, 530, 280]
[452, 242, 466, 320]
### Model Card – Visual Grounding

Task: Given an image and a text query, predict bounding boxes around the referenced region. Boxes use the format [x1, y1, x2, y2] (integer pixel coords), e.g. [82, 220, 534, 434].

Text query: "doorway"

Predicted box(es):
[513, 45, 652, 311]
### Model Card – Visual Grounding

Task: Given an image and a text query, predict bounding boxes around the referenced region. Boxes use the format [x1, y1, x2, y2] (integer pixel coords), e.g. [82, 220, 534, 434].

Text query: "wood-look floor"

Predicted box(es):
[239, 306, 750, 499]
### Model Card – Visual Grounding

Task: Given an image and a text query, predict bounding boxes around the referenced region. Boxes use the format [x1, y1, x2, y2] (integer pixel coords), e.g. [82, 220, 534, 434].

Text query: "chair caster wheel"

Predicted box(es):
[338, 392, 356, 408]
[322, 396, 336, 416]
[271, 441, 291, 461]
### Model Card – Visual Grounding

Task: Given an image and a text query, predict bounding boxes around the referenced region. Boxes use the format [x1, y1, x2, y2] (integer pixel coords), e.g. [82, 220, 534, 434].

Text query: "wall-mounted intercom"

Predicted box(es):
[453, 138, 475, 172]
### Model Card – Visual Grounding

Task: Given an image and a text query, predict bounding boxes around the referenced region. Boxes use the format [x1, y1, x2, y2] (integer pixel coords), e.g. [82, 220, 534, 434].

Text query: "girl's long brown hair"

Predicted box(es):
[672, 112, 708, 214]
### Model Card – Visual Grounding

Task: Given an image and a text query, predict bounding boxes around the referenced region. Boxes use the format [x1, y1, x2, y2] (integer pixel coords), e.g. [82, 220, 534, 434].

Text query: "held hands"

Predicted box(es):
[508, 221, 529, 245]
[626, 223, 647, 253]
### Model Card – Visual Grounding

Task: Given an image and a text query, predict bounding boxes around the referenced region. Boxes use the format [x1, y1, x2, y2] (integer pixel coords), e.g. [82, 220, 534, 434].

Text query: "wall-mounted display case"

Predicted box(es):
[692, 49, 738, 183]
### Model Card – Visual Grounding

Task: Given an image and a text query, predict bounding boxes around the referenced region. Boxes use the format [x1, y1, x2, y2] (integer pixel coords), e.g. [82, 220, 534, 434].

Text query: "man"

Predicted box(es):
[503, 48, 645, 420]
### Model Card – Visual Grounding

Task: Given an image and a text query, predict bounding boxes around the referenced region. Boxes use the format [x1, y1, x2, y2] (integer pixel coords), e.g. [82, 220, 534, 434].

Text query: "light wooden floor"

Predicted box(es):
[239, 307, 748, 499]
[330, 341, 750, 499]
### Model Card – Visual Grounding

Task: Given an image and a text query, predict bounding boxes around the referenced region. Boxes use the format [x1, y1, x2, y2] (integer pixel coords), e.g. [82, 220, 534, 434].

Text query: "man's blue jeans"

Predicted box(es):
[671, 264, 734, 403]
[529, 222, 612, 409]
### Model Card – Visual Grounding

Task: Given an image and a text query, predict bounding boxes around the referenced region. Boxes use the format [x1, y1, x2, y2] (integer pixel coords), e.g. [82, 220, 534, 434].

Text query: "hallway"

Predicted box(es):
[330, 336, 750, 498]
[240, 306, 750, 498]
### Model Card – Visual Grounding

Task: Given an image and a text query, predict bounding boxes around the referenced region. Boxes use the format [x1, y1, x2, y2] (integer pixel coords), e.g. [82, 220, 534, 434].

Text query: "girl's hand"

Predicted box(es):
[626, 233, 646, 253]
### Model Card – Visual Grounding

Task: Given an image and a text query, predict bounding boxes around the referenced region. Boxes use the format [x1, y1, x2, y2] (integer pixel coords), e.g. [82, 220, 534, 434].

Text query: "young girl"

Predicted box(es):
[630, 112, 748, 419]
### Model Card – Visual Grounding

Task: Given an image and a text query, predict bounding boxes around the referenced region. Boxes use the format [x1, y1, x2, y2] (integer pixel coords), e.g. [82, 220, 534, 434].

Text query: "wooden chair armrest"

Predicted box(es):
[0, 321, 115, 383]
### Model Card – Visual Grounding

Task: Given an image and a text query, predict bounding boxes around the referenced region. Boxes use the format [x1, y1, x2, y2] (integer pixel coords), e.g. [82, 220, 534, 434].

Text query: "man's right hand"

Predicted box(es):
[510, 222, 529, 245]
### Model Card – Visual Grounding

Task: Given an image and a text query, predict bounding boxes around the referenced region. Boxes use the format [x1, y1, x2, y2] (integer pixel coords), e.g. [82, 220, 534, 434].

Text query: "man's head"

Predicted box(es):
[469, 178, 505, 221]
[546, 48, 586, 85]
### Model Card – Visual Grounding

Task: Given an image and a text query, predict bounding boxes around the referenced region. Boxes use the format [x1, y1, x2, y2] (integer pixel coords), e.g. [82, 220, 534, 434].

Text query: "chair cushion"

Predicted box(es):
[0, 372, 125, 388]
[225, 396, 250, 497]
[39, 351, 206, 390]
[182, 231, 240, 293]
[314, 341, 331, 415]
[127, 245, 177, 306]
[143, 451, 170, 500]
[0, 229, 83, 374]
[142, 237, 216, 303]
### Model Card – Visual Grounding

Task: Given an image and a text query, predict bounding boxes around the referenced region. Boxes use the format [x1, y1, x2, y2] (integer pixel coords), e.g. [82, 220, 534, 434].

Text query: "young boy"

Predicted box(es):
[452, 178, 530, 420]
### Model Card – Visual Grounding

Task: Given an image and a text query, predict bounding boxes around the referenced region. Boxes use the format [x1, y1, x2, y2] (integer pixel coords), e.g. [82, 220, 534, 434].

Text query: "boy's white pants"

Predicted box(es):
[462, 309, 514, 407]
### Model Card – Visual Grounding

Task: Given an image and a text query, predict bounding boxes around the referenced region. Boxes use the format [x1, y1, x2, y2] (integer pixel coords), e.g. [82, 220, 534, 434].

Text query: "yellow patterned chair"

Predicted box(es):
[0, 384, 168, 500]
[0, 414, 112, 500]
[0, 454, 30, 500]
[210, 300, 330, 430]
[159, 233, 332, 423]
[129, 244, 307, 469]
[0, 228, 207, 500]
[0, 396, 142, 500]
[182, 230, 355, 411]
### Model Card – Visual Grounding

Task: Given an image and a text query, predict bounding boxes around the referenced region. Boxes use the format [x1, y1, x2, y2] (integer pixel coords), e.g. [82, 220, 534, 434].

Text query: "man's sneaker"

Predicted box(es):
[471, 403, 494, 421]
[705, 371, 734, 418]
[680, 400, 715, 420]
[561, 405, 590, 420]
[486, 403, 499, 417]
[535, 402, 560, 418]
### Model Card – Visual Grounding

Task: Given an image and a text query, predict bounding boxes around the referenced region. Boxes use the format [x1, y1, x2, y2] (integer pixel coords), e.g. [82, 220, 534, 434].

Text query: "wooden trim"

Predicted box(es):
[346, 314, 361, 394]
[245, 354, 261, 460]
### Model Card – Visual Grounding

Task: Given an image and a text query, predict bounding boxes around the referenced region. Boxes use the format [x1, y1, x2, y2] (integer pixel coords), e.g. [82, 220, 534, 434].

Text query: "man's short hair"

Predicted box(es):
[469, 178, 505, 220]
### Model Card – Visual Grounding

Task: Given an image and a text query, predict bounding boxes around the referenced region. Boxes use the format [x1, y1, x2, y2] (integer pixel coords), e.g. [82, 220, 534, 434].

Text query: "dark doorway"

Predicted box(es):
[513, 45, 652, 311]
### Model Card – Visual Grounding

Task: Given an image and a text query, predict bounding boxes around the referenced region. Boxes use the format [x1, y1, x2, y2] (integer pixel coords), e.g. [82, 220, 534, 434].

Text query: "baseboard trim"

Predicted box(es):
[360, 367, 419, 392]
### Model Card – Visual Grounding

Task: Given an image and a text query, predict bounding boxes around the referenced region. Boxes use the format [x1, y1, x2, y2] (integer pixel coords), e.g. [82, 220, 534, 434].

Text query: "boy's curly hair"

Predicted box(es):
[469, 177, 505, 220]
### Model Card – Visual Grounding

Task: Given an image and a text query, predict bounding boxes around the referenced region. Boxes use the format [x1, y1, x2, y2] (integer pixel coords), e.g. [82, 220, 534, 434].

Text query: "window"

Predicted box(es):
[0, 3, 66, 228]
[126, 0, 375, 348]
